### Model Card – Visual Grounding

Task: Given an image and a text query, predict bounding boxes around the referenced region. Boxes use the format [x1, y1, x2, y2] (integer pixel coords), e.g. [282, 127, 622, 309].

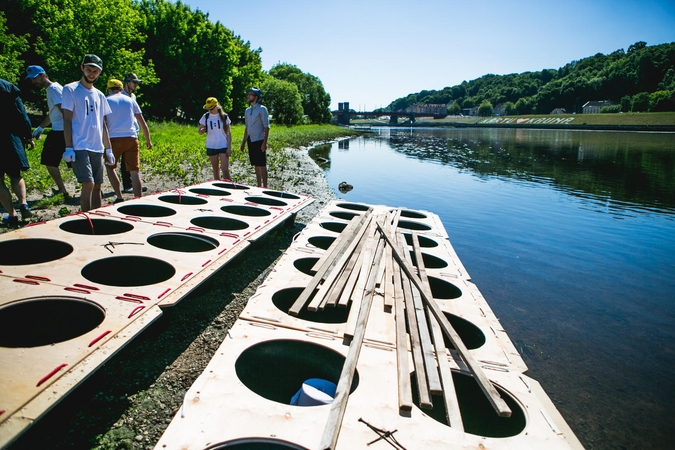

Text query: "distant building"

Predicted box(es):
[551, 108, 567, 114]
[404, 102, 450, 116]
[582, 101, 613, 114]
[493, 103, 505, 116]
[462, 106, 479, 116]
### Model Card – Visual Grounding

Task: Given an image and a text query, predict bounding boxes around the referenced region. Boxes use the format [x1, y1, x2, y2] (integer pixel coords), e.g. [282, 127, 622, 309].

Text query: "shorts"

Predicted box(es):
[41, 130, 66, 167]
[110, 137, 140, 171]
[72, 150, 104, 184]
[206, 147, 230, 156]
[247, 139, 266, 167]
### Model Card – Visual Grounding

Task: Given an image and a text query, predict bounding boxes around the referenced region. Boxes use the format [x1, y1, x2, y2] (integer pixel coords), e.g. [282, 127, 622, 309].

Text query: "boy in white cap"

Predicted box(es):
[25, 65, 69, 199]
[61, 54, 114, 212]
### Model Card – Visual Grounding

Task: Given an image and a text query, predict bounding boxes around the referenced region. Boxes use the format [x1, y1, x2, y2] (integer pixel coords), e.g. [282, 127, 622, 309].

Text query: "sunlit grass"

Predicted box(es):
[21, 122, 358, 194]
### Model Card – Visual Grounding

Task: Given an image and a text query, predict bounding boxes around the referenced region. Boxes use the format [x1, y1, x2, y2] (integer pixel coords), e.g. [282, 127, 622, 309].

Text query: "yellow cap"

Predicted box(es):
[203, 97, 219, 110]
[107, 78, 123, 89]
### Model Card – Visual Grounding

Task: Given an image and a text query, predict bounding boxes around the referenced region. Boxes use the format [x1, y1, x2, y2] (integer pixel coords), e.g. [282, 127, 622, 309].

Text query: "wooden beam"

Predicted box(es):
[376, 222, 512, 418]
[319, 231, 386, 450]
[310, 208, 372, 272]
[392, 233, 413, 412]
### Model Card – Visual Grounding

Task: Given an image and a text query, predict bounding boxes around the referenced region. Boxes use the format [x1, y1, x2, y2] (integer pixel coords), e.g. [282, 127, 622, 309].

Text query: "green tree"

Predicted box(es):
[0, 12, 28, 83]
[478, 100, 493, 116]
[649, 90, 675, 112]
[631, 92, 650, 112]
[269, 63, 331, 123]
[620, 95, 632, 112]
[447, 101, 461, 115]
[261, 77, 303, 125]
[230, 37, 263, 119]
[504, 101, 516, 115]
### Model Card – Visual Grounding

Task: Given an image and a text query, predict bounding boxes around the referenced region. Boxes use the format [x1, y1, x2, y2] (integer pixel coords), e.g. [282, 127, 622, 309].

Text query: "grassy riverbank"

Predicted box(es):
[352, 111, 675, 127]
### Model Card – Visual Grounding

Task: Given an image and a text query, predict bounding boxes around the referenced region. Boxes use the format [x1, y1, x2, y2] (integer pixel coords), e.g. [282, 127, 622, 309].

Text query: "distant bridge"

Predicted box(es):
[332, 102, 446, 125]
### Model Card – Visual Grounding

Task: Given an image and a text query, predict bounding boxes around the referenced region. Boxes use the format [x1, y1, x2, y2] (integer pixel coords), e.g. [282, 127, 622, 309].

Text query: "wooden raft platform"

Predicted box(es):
[0, 181, 313, 448]
[155, 200, 584, 450]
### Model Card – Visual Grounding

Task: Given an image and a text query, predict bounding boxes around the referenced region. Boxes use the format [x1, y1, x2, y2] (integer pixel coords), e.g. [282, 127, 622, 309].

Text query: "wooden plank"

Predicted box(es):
[392, 233, 413, 412]
[319, 233, 386, 450]
[382, 209, 401, 311]
[407, 232, 443, 395]
[310, 208, 372, 272]
[429, 315, 464, 430]
[306, 215, 373, 311]
[376, 222, 512, 418]
[324, 234, 368, 308]
[349, 218, 381, 306]
[337, 239, 367, 308]
[288, 211, 372, 316]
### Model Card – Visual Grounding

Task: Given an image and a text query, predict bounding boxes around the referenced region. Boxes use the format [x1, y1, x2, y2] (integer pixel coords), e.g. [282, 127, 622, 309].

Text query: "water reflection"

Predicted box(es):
[360, 129, 675, 214]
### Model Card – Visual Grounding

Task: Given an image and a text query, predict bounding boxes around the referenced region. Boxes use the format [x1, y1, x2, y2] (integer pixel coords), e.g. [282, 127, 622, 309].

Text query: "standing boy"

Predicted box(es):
[61, 54, 114, 212]
[105, 78, 152, 199]
[25, 65, 69, 198]
[240, 87, 270, 188]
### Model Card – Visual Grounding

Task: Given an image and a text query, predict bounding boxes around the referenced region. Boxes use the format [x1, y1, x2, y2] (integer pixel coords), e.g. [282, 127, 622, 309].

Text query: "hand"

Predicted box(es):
[105, 148, 115, 166]
[63, 148, 76, 163]
[32, 126, 44, 139]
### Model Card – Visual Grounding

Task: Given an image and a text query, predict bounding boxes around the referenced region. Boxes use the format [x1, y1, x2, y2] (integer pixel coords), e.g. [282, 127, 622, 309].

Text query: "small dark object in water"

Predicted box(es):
[316, 157, 328, 163]
[338, 181, 353, 193]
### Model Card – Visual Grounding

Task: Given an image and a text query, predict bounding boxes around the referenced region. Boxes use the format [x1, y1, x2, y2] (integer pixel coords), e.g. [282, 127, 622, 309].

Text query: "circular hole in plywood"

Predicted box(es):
[410, 371, 526, 437]
[244, 196, 288, 207]
[221, 205, 271, 217]
[189, 188, 231, 196]
[262, 190, 300, 200]
[329, 211, 360, 221]
[59, 218, 134, 235]
[0, 238, 73, 265]
[147, 232, 219, 253]
[190, 216, 249, 231]
[116, 204, 176, 218]
[399, 209, 427, 219]
[235, 339, 358, 405]
[402, 233, 439, 248]
[427, 276, 463, 300]
[158, 195, 208, 205]
[319, 222, 347, 233]
[213, 182, 250, 190]
[205, 438, 309, 450]
[0, 297, 105, 347]
[336, 202, 368, 211]
[81, 256, 175, 286]
[307, 236, 335, 250]
[409, 251, 448, 269]
[272, 287, 350, 323]
[397, 220, 431, 231]
[440, 311, 486, 350]
[293, 257, 319, 276]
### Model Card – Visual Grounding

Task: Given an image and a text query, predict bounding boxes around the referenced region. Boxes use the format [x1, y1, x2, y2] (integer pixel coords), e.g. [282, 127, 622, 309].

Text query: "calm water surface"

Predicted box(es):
[309, 128, 675, 450]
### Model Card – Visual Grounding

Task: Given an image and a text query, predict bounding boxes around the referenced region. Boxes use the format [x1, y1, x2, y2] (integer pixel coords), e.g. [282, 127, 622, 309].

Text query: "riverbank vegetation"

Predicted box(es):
[23, 123, 357, 197]
[385, 41, 675, 115]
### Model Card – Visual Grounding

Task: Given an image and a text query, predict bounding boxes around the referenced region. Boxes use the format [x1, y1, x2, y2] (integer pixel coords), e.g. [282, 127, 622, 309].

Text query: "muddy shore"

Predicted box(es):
[6, 147, 338, 450]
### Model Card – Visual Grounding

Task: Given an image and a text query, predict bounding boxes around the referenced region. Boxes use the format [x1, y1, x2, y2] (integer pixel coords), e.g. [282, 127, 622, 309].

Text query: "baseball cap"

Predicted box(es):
[124, 73, 141, 83]
[203, 97, 219, 110]
[25, 65, 46, 80]
[107, 79, 123, 89]
[82, 54, 103, 71]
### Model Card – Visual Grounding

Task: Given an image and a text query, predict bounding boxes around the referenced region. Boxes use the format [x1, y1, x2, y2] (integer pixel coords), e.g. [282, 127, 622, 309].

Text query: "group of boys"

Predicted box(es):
[2, 52, 271, 225]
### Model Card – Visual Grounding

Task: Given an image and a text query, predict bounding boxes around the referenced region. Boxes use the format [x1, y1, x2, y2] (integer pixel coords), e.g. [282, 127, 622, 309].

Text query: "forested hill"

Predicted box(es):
[386, 42, 675, 114]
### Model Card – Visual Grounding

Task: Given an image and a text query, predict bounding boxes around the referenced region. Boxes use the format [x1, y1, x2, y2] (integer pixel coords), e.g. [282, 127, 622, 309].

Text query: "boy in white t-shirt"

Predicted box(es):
[199, 97, 232, 180]
[26, 65, 70, 198]
[61, 54, 114, 212]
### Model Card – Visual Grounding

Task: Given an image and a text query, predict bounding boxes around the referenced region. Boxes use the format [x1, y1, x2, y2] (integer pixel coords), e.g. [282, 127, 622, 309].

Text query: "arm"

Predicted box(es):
[103, 116, 112, 149]
[240, 126, 249, 151]
[135, 113, 153, 149]
[63, 108, 74, 148]
[225, 122, 232, 155]
[261, 127, 269, 152]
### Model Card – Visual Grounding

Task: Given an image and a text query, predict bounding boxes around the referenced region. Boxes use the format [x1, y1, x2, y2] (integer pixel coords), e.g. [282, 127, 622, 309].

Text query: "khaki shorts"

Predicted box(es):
[110, 137, 140, 171]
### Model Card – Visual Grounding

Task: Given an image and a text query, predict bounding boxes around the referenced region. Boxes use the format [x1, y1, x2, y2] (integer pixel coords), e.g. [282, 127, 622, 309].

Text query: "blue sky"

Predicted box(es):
[179, 0, 675, 111]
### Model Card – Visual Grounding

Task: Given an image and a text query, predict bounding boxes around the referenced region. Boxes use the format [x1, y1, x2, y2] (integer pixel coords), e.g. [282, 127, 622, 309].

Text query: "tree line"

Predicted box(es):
[0, 0, 332, 125]
[385, 41, 675, 115]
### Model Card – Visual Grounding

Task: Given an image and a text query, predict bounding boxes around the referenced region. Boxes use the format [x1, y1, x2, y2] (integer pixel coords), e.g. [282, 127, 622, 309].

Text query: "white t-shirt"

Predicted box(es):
[61, 81, 112, 152]
[122, 90, 139, 134]
[106, 93, 142, 139]
[199, 112, 231, 149]
[46, 82, 64, 131]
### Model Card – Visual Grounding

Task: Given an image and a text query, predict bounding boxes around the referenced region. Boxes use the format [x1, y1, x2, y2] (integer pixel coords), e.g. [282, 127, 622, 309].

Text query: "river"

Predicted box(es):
[309, 127, 675, 450]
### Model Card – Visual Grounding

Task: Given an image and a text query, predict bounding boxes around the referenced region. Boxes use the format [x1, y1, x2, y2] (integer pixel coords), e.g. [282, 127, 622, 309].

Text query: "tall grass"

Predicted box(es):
[21, 123, 357, 194]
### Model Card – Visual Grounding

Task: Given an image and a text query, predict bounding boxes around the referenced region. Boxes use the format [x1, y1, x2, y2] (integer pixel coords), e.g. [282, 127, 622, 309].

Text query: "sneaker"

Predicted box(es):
[122, 188, 133, 194]
[113, 197, 125, 204]
[2, 215, 19, 227]
[142, 186, 148, 192]
[19, 204, 33, 220]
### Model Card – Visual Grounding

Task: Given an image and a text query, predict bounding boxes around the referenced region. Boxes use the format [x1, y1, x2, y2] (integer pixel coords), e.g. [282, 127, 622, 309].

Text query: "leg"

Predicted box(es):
[80, 181, 94, 211]
[0, 176, 17, 218]
[106, 166, 123, 198]
[209, 154, 220, 180]
[120, 155, 132, 191]
[91, 184, 102, 210]
[255, 166, 268, 188]
[130, 170, 142, 197]
[10, 176, 27, 205]
[220, 153, 231, 181]
[46, 165, 68, 195]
